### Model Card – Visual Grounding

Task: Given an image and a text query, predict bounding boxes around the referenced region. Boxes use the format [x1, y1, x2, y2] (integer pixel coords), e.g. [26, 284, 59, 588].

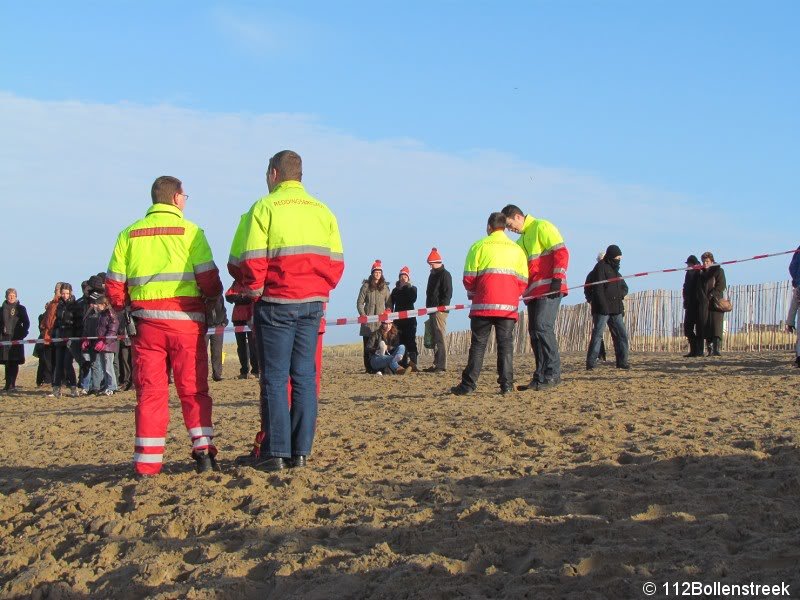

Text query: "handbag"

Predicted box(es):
[711, 296, 733, 312]
[423, 318, 435, 349]
[709, 274, 733, 312]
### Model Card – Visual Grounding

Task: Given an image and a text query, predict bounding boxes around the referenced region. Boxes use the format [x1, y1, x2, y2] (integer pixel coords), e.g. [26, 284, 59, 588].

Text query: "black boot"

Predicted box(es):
[712, 337, 722, 356]
[684, 337, 696, 357]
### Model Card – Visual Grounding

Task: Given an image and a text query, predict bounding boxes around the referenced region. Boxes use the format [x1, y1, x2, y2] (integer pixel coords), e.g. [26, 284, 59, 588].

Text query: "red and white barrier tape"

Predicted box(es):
[2, 247, 798, 347]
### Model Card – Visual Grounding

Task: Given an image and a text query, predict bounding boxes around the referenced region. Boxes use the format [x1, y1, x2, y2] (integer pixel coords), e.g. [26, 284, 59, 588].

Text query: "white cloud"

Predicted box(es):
[210, 6, 319, 57]
[0, 92, 791, 344]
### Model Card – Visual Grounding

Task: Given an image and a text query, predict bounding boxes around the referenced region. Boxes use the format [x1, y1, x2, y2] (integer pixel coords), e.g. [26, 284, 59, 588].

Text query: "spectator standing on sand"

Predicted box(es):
[356, 260, 391, 374]
[697, 251, 727, 357]
[226, 280, 259, 379]
[115, 308, 134, 391]
[94, 295, 119, 395]
[390, 266, 418, 371]
[584, 251, 608, 363]
[501, 204, 569, 391]
[424, 248, 453, 373]
[682, 255, 703, 357]
[450, 213, 527, 396]
[790, 244, 800, 289]
[79, 292, 103, 395]
[47, 283, 79, 398]
[206, 296, 227, 381]
[788, 246, 800, 367]
[0, 288, 30, 393]
[34, 309, 53, 387]
[786, 286, 800, 368]
[585, 244, 630, 370]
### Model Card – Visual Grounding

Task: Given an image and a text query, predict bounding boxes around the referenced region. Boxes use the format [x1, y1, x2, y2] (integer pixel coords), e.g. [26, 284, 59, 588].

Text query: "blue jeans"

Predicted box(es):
[101, 352, 118, 391]
[81, 351, 105, 391]
[586, 313, 629, 367]
[253, 301, 323, 458]
[369, 344, 406, 373]
[527, 296, 562, 383]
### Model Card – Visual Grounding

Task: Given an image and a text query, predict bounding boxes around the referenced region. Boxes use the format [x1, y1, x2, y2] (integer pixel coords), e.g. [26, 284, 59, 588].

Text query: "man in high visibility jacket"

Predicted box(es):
[228, 212, 326, 464]
[235, 150, 344, 472]
[106, 176, 223, 476]
[451, 212, 528, 396]
[501, 203, 569, 391]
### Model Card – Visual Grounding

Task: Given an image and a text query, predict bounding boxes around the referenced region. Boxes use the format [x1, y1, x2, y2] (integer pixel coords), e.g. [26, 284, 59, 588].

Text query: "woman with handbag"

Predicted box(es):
[697, 251, 727, 356]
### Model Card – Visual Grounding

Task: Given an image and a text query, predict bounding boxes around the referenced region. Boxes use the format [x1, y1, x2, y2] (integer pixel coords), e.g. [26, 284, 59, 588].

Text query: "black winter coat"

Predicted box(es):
[697, 265, 726, 339]
[0, 301, 30, 364]
[391, 282, 417, 310]
[587, 259, 628, 315]
[682, 269, 701, 312]
[425, 267, 453, 308]
[54, 298, 81, 342]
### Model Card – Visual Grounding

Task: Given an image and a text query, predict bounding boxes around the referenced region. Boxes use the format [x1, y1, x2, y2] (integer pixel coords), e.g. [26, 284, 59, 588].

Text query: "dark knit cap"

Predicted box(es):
[605, 244, 622, 259]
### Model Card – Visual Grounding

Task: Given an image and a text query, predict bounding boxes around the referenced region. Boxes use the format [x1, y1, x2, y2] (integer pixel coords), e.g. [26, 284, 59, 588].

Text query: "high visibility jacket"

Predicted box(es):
[235, 181, 344, 304]
[463, 230, 528, 319]
[106, 203, 223, 333]
[516, 215, 569, 301]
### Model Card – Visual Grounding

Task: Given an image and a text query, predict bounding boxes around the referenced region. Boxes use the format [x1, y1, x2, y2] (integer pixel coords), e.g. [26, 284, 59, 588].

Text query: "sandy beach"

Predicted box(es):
[1, 351, 798, 599]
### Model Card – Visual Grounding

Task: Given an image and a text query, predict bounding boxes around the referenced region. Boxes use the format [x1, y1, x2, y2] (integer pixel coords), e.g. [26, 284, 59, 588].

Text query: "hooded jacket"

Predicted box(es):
[587, 247, 628, 315]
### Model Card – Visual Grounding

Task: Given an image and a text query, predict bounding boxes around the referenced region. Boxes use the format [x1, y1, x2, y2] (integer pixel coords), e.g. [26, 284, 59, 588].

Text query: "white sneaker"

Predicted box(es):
[374, 371, 383, 376]
[104, 389, 115, 396]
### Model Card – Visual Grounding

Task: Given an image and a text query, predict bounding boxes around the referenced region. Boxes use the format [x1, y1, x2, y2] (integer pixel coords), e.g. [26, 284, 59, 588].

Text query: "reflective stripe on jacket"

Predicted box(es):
[516, 215, 570, 301]
[463, 230, 528, 319]
[106, 203, 222, 332]
[236, 181, 344, 304]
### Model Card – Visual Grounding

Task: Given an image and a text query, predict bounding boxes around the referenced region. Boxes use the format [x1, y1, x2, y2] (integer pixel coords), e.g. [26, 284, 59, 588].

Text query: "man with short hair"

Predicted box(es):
[106, 176, 224, 476]
[501, 204, 569, 390]
[451, 212, 528, 396]
[424, 247, 453, 373]
[236, 150, 344, 472]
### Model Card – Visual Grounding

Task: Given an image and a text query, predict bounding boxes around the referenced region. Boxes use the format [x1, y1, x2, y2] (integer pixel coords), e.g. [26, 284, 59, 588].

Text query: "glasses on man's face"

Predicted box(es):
[181, 193, 189, 200]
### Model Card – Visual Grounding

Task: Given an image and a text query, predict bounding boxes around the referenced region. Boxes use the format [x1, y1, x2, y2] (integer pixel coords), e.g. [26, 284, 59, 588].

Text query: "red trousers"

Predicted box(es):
[132, 321, 216, 475]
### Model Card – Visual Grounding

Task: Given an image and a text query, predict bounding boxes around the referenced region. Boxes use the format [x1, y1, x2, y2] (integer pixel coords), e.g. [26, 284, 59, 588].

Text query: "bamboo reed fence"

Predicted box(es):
[334, 280, 795, 357]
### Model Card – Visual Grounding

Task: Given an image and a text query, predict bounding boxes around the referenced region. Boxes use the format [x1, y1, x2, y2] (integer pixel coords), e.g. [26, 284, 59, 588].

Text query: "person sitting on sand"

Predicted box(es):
[367, 313, 407, 375]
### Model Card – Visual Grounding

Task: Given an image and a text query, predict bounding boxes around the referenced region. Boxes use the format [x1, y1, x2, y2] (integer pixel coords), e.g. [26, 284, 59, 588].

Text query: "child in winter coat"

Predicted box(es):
[94, 295, 120, 395]
[79, 296, 103, 394]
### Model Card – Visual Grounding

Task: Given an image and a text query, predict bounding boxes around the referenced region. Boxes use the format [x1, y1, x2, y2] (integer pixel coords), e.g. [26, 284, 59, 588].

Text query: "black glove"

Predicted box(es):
[549, 278, 562, 297]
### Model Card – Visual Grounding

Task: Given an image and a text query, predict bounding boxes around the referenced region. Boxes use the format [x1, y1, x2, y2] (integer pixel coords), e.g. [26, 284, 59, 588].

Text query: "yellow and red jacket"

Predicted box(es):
[463, 230, 528, 319]
[516, 215, 569, 301]
[234, 181, 344, 305]
[106, 203, 223, 333]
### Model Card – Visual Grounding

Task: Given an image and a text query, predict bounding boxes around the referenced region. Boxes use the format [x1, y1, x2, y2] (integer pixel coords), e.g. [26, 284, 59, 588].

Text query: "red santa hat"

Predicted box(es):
[371, 259, 383, 273]
[399, 266, 411, 278]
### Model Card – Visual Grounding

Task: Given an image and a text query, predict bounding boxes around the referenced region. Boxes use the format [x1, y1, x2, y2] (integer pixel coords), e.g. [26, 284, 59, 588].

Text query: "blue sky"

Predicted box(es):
[1, 1, 797, 344]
